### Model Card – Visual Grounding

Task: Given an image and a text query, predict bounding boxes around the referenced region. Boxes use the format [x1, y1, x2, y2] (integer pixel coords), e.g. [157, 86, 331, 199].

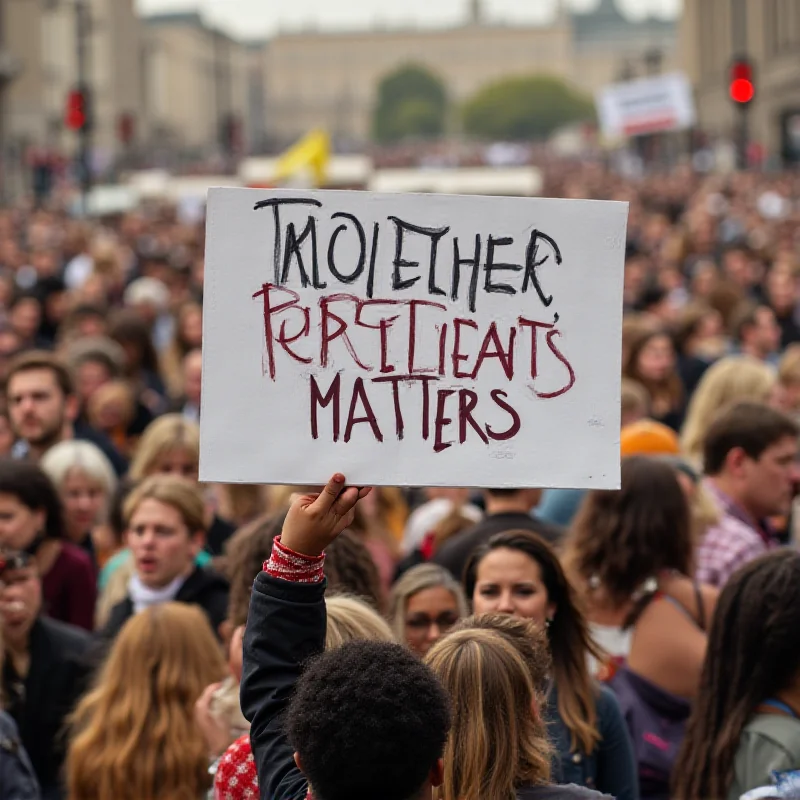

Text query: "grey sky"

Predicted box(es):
[135, 0, 682, 40]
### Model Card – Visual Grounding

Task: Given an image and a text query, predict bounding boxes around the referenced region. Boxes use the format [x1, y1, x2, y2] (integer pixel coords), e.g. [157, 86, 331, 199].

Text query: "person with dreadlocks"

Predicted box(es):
[673, 550, 800, 800]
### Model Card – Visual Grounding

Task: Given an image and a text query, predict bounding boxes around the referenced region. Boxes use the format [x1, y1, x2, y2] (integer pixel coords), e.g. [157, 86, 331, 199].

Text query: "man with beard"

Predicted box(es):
[5, 351, 127, 475]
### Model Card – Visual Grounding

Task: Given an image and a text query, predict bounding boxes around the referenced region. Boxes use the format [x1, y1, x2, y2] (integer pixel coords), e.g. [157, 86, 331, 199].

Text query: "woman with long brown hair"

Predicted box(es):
[623, 329, 684, 431]
[67, 602, 227, 800]
[464, 530, 637, 800]
[425, 615, 605, 800]
[564, 456, 715, 689]
[564, 456, 717, 798]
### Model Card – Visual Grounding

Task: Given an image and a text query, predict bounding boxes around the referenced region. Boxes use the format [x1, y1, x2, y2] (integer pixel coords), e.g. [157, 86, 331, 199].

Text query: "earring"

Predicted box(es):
[545, 617, 554, 628]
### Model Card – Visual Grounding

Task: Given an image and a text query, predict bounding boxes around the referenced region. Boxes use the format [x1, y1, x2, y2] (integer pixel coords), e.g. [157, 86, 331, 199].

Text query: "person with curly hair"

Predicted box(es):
[241, 474, 451, 800]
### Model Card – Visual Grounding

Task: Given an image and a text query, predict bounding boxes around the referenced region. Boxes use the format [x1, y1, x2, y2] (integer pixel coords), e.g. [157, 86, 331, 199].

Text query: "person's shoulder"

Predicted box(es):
[59, 541, 94, 571]
[742, 714, 800, 751]
[38, 615, 92, 653]
[704, 510, 763, 545]
[179, 566, 230, 599]
[527, 515, 564, 544]
[596, 682, 622, 710]
[0, 709, 20, 739]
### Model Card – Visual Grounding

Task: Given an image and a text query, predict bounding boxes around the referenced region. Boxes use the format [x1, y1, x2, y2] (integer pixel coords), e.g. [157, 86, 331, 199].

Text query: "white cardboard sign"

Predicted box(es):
[596, 72, 696, 139]
[200, 188, 627, 489]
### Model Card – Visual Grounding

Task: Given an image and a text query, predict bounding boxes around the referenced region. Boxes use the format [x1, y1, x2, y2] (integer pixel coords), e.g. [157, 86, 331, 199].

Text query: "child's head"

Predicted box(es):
[287, 640, 450, 800]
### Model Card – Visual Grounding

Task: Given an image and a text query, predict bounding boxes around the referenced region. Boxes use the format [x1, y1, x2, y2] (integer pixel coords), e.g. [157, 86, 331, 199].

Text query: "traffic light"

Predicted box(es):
[65, 87, 91, 132]
[729, 57, 755, 105]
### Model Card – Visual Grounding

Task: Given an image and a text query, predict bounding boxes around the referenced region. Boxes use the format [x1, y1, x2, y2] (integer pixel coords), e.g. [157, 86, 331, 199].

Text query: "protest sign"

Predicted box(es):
[200, 188, 627, 488]
[596, 72, 696, 139]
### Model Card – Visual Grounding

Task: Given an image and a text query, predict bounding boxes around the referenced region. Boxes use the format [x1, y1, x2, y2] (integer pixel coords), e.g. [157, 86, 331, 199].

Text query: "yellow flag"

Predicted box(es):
[274, 129, 330, 187]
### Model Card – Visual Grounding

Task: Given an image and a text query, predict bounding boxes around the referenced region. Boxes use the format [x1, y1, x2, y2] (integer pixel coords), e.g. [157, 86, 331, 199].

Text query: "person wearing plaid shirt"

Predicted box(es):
[696, 402, 800, 589]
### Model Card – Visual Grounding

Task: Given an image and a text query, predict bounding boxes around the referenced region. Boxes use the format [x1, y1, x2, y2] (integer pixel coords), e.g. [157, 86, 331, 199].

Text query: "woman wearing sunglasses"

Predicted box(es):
[388, 563, 468, 657]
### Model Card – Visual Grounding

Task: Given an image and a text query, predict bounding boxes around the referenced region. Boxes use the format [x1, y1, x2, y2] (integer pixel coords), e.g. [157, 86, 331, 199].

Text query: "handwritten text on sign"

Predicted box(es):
[200, 189, 627, 488]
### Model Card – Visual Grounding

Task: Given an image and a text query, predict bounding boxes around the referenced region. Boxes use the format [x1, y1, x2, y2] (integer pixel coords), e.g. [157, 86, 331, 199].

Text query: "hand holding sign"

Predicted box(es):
[280, 474, 372, 557]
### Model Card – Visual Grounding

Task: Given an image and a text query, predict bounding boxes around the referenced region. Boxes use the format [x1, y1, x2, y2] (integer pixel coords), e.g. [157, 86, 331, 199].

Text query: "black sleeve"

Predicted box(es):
[241, 572, 326, 800]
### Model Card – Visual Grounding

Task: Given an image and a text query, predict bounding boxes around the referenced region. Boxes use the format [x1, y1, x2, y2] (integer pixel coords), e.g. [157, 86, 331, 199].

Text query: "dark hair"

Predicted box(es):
[732, 302, 770, 344]
[108, 477, 137, 545]
[464, 530, 602, 754]
[0, 459, 65, 540]
[224, 513, 383, 628]
[325, 529, 384, 612]
[565, 457, 693, 607]
[66, 303, 108, 324]
[8, 291, 41, 311]
[673, 303, 717, 355]
[108, 310, 160, 375]
[5, 350, 74, 397]
[224, 512, 285, 629]
[484, 488, 520, 499]
[703, 401, 799, 476]
[673, 551, 800, 799]
[634, 283, 667, 313]
[288, 640, 450, 800]
[623, 329, 683, 408]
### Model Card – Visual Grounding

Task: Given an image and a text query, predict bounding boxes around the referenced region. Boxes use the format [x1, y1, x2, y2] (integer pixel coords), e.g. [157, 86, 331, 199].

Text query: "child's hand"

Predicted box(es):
[280, 473, 371, 557]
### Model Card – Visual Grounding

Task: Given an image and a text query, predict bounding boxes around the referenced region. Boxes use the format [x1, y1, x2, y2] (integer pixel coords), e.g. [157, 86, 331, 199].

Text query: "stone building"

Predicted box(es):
[263, 0, 677, 146]
[681, 0, 800, 160]
[3, 0, 145, 168]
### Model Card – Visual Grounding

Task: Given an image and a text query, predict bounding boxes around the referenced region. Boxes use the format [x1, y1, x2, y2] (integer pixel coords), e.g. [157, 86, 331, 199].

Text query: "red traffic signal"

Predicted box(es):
[65, 88, 90, 131]
[729, 58, 755, 105]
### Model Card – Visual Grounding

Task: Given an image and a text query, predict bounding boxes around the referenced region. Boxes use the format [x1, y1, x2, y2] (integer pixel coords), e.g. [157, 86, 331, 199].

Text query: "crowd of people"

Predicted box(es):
[0, 163, 799, 800]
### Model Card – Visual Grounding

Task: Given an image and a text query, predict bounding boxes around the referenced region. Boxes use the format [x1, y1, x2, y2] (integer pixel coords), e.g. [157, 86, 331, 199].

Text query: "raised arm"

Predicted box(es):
[240, 475, 370, 800]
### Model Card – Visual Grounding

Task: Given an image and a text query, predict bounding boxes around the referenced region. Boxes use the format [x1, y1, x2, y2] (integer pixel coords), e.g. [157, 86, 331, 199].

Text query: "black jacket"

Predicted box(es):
[3, 617, 92, 800]
[241, 572, 325, 800]
[0, 710, 40, 800]
[99, 566, 229, 642]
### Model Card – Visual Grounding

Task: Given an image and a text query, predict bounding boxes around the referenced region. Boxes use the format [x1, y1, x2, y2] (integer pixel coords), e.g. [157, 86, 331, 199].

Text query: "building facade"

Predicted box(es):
[263, 0, 677, 146]
[4, 0, 145, 170]
[143, 13, 255, 163]
[681, 0, 800, 160]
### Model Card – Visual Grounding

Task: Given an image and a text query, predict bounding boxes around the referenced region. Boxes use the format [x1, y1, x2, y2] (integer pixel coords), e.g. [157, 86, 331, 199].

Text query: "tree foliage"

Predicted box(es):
[373, 64, 448, 143]
[462, 75, 595, 141]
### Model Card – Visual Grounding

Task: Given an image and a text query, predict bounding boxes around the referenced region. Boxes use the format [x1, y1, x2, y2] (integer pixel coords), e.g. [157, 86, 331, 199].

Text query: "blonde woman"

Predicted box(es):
[388, 564, 468, 657]
[97, 475, 229, 642]
[425, 621, 605, 800]
[130, 414, 240, 557]
[128, 413, 200, 482]
[40, 439, 118, 567]
[326, 594, 395, 649]
[67, 602, 227, 800]
[680, 356, 777, 468]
